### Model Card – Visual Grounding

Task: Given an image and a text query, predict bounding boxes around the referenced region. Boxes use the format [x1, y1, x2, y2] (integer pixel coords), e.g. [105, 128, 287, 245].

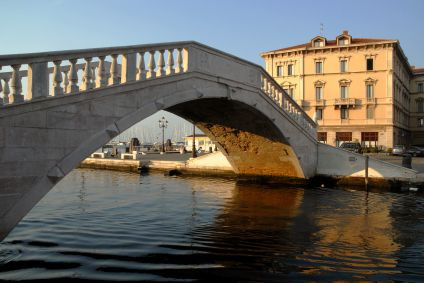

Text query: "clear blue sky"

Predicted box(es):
[3, 0, 424, 66]
[2, 0, 423, 143]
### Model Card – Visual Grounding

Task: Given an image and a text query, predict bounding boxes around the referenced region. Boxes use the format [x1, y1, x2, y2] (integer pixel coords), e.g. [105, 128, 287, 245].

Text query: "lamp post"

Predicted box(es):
[192, 123, 197, 158]
[158, 116, 168, 154]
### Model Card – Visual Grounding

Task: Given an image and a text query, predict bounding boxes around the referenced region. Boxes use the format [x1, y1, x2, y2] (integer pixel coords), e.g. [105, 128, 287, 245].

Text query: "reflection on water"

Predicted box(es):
[0, 169, 423, 281]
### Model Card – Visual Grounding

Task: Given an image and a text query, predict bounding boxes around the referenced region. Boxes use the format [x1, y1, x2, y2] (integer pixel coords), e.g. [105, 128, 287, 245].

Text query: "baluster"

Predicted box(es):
[96, 56, 107, 88]
[91, 65, 96, 88]
[68, 59, 79, 93]
[280, 93, 284, 109]
[263, 78, 268, 93]
[274, 87, 278, 101]
[156, 50, 165, 77]
[166, 49, 175, 75]
[109, 54, 120, 85]
[175, 48, 183, 73]
[63, 69, 69, 93]
[148, 51, 156, 79]
[9, 64, 23, 104]
[3, 77, 10, 104]
[277, 91, 281, 107]
[137, 52, 146, 81]
[82, 57, 92, 90]
[52, 60, 63, 96]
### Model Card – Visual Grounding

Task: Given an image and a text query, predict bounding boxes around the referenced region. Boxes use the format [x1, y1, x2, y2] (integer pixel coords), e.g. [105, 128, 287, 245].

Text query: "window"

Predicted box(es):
[418, 82, 424, 93]
[336, 132, 352, 146]
[340, 106, 348, 119]
[366, 84, 374, 99]
[340, 60, 347, 72]
[361, 132, 378, 147]
[276, 66, 283, 76]
[287, 64, 293, 76]
[315, 86, 322, 100]
[418, 118, 424, 127]
[316, 108, 323, 120]
[289, 88, 294, 98]
[418, 99, 424, 113]
[367, 106, 374, 119]
[314, 40, 323, 47]
[315, 61, 323, 74]
[340, 86, 348, 99]
[367, 58, 374, 71]
[339, 38, 348, 45]
[199, 140, 204, 145]
[317, 132, 327, 143]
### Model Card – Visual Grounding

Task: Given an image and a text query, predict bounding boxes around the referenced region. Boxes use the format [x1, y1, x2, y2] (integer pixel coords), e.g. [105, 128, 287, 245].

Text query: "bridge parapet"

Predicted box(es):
[260, 71, 315, 138]
[0, 41, 193, 104]
[0, 41, 315, 138]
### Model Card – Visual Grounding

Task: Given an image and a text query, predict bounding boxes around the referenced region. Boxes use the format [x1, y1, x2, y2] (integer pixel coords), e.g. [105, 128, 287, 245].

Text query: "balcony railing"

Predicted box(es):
[366, 97, 376, 104]
[315, 99, 325, 107]
[334, 98, 360, 108]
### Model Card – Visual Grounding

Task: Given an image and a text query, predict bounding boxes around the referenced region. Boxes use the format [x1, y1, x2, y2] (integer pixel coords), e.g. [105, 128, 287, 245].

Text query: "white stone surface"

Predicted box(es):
[186, 151, 233, 171]
[317, 143, 417, 179]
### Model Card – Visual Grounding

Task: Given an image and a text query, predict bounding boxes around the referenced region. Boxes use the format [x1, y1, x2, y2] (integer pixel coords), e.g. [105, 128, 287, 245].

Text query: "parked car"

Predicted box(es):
[405, 146, 424, 157]
[339, 142, 362, 154]
[392, 145, 405, 156]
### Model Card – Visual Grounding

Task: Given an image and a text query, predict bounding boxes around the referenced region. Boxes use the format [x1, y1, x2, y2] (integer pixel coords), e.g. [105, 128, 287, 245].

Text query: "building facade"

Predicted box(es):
[184, 134, 217, 152]
[261, 31, 424, 149]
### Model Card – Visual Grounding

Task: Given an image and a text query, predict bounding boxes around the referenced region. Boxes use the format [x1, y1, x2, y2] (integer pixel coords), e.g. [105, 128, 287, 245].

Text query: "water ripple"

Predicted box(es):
[1, 169, 424, 281]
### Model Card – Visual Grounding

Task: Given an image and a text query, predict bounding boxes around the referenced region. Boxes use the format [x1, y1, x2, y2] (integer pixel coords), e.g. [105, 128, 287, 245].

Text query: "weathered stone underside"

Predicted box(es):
[168, 99, 304, 177]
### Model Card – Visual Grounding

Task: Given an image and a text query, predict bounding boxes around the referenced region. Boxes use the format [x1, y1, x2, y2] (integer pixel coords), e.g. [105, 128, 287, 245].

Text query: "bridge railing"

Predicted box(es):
[260, 71, 316, 137]
[0, 41, 316, 138]
[0, 42, 192, 104]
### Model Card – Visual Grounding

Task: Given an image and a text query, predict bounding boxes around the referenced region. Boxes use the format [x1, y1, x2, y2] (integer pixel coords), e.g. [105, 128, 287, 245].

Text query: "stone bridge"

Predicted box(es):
[0, 41, 317, 240]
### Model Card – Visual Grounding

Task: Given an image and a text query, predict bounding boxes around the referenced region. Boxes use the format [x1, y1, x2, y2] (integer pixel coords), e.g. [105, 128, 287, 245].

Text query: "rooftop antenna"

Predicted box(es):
[320, 23, 324, 36]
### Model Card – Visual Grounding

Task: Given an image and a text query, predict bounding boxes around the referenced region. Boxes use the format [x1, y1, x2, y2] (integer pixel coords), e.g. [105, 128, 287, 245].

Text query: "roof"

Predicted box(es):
[262, 38, 396, 55]
[412, 68, 424, 74]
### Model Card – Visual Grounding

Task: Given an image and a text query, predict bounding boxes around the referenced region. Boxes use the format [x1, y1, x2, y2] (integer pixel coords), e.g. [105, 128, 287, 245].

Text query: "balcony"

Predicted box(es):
[315, 99, 326, 107]
[334, 98, 360, 108]
[366, 97, 376, 104]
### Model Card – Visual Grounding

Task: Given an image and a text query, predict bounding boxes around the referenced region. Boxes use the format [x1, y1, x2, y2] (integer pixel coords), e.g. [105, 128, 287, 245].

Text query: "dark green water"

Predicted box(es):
[0, 168, 423, 282]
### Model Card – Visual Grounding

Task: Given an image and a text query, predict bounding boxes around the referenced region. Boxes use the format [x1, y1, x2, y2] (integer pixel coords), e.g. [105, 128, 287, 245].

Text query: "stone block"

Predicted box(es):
[12, 111, 47, 128]
[46, 110, 88, 130]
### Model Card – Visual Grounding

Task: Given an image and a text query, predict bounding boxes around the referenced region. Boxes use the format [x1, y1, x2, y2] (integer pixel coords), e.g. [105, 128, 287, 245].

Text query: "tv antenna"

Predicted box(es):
[320, 23, 324, 35]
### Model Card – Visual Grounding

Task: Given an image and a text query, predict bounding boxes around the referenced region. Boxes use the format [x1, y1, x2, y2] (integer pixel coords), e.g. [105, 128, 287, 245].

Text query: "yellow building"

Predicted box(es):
[184, 134, 217, 152]
[261, 31, 424, 149]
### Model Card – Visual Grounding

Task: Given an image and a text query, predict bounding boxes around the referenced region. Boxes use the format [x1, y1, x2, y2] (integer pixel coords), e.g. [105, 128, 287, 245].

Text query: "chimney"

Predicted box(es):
[343, 30, 349, 35]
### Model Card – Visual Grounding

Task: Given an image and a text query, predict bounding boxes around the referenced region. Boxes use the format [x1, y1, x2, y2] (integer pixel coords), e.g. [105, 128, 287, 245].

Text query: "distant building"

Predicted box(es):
[183, 134, 217, 152]
[261, 30, 424, 148]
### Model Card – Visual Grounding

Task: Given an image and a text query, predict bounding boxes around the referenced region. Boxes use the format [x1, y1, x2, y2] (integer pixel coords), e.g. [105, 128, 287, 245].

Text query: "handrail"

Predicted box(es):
[0, 41, 194, 66]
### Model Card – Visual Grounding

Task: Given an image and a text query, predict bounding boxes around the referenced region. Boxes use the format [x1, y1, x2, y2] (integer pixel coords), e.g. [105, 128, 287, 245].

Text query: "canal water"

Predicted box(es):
[1, 169, 424, 282]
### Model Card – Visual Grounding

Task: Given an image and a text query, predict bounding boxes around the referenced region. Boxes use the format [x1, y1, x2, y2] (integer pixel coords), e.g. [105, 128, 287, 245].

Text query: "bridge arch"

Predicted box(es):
[0, 42, 317, 240]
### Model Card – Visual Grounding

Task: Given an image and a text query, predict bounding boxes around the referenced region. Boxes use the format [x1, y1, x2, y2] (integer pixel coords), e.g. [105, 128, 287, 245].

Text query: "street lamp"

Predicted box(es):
[192, 123, 197, 158]
[158, 116, 168, 154]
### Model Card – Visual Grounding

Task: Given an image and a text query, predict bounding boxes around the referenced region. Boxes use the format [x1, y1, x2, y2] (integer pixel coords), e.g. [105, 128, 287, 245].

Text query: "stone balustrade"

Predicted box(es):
[0, 42, 189, 105]
[261, 72, 316, 137]
[0, 41, 316, 139]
